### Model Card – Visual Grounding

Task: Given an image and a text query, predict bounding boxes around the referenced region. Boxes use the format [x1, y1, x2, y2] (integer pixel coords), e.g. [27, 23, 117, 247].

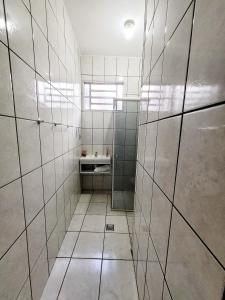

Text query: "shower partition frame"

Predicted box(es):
[111, 98, 139, 211]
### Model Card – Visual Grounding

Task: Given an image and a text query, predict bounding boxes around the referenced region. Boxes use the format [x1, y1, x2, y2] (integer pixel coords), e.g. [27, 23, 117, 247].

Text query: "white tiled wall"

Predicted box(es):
[134, 0, 225, 299]
[0, 0, 81, 299]
[81, 55, 141, 98]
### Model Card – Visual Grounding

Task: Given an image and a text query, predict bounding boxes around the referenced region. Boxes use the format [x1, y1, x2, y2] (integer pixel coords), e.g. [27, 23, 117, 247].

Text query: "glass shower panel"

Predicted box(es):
[112, 100, 138, 210]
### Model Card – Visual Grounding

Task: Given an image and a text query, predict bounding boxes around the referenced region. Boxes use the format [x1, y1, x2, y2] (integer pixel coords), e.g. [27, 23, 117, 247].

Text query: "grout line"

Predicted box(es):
[97, 194, 107, 300]
[0, 174, 74, 263]
[161, 1, 196, 297]
[137, 0, 225, 297]
[56, 256, 133, 262]
[56, 193, 94, 299]
[136, 159, 225, 272]
[1, 1, 81, 299]
[138, 99, 225, 127]
[67, 230, 129, 234]
[138, 28, 166, 298]
[30, 0, 51, 276]
[0, 40, 81, 112]
[0, 144, 80, 191]
[2, 0, 34, 298]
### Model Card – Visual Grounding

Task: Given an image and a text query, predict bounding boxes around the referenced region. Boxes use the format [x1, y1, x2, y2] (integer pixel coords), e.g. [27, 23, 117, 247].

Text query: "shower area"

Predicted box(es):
[112, 99, 138, 211]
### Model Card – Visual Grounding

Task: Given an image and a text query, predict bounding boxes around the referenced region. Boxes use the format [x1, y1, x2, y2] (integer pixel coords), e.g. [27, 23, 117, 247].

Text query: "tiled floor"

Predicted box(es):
[41, 193, 138, 300]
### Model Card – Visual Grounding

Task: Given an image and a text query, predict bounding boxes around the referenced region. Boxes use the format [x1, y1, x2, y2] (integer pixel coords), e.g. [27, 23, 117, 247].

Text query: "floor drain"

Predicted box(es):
[106, 224, 114, 231]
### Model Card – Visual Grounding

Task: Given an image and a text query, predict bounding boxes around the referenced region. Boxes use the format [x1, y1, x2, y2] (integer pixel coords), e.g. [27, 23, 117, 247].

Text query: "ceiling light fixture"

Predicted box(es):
[124, 19, 135, 40]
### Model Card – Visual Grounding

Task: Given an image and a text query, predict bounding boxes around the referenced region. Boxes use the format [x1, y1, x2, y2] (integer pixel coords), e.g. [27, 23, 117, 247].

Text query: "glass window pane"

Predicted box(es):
[83, 97, 90, 110]
[91, 84, 117, 91]
[117, 85, 123, 98]
[91, 98, 114, 104]
[83, 83, 124, 111]
[91, 104, 113, 110]
[91, 91, 116, 97]
[84, 83, 90, 96]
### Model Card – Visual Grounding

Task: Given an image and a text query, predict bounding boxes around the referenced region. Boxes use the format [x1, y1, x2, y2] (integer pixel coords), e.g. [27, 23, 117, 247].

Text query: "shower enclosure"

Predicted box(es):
[111, 99, 138, 211]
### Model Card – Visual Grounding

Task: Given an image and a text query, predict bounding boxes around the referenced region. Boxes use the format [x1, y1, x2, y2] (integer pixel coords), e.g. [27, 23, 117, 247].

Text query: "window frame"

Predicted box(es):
[83, 82, 124, 111]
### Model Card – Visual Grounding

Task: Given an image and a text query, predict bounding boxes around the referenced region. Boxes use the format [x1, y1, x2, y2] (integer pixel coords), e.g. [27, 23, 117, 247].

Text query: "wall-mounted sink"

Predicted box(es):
[80, 155, 111, 165]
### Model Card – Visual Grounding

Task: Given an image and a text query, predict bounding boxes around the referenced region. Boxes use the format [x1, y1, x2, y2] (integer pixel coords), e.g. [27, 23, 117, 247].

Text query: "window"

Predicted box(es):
[83, 82, 123, 110]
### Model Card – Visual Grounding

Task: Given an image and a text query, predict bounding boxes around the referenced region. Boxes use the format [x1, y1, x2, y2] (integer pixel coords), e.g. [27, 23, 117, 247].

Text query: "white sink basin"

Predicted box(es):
[80, 155, 111, 164]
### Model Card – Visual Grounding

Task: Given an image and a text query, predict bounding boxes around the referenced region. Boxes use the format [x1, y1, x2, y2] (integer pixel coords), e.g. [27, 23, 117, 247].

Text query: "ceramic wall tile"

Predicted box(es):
[185, 0, 225, 110]
[0, 0, 7, 43]
[150, 183, 171, 270]
[33, 20, 49, 81]
[127, 77, 140, 95]
[143, 25, 153, 81]
[165, 0, 192, 42]
[105, 56, 116, 76]
[159, 6, 193, 118]
[17, 119, 41, 175]
[46, 2, 58, 52]
[147, 55, 163, 122]
[27, 210, 47, 269]
[0, 233, 29, 299]
[0, 0, 81, 298]
[137, 124, 146, 167]
[30, 248, 49, 300]
[42, 160, 56, 203]
[141, 170, 153, 226]
[53, 125, 63, 157]
[55, 156, 64, 189]
[82, 111, 92, 128]
[0, 43, 14, 116]
[154, 116, 181, 200]
[93, 129, 103, 145]
[30, 0, 47, 37]
[166, 210, 225, 300]
[93, 56, 104, 76]
[174, 105, 225, 266]
[11, 51, 38, 120]
[40, 122, 54, 164]
[0, 179, 25, 258]
[45, 194, 57, 239]
[116, 57, 129, 76]
[0, 116, 20, 187]
[128, 57, 141, 77]
[82, 128, 92, 145]
[144, 121, 157, 176]
[5, 0, 34, 67]
[135, 0, 225, 298]
[36, 76, 52, 123]
[49, 47, 60, 88]
[17, 278, 32, 300]
[92, 111, 103, 128]
[151, 0, 167, 67]
[136, 259, 146, 300]
[22, 167, 44, 224]
[81, 56, 92, 75]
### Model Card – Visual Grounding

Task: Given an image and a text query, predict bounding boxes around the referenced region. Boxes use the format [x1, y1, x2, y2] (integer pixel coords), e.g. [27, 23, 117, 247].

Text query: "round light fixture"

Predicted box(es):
[124, 19, 135, 40]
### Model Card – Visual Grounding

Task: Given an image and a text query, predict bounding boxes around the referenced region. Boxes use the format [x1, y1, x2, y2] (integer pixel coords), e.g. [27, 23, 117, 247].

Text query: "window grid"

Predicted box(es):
[83, 82, 123, 111]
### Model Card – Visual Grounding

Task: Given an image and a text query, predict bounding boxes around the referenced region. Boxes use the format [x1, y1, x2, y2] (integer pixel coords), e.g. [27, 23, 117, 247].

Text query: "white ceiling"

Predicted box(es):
[64, 0, 145, 57]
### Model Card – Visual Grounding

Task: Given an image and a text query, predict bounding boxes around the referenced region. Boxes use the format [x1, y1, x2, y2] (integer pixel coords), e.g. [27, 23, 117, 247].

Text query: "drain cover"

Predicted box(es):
[106, 224, 114, 231]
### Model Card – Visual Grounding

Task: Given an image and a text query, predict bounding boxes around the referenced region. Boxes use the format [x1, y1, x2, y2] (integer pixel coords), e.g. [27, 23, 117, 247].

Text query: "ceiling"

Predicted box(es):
[64, 0, 145, 57]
